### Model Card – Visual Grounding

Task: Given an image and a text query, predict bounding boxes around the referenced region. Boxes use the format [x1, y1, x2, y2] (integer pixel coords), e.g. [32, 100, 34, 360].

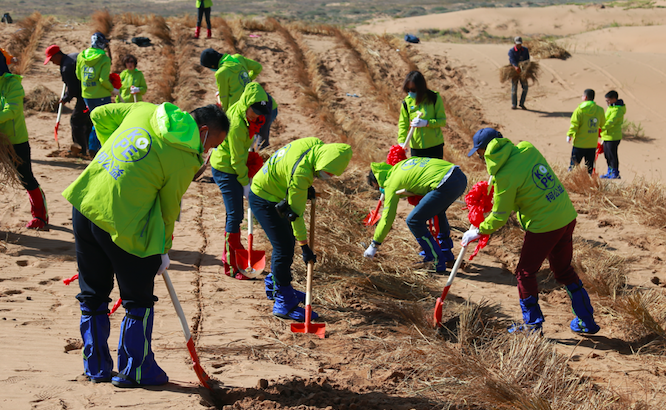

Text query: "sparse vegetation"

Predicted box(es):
[8, 12, 54, 75]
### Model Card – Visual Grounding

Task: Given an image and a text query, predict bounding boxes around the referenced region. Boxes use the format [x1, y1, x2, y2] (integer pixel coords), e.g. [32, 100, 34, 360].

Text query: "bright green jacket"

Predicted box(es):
[62, 102, 204, 257]
[601, 100, 626, 142]
[196, 0, 212, 7]
[215, 54, 262, 111]
[210, 82, 267, 186]
[398, 91, 446, 150]
[372, 158, 459, 244]
[252, 137, 352, 241]
[567, 100, 605, 149]
[116, 68, 147, 103]
[479, 138, 577, 235]
[76, 48, 113, 99]
[0, 73, 28, 145]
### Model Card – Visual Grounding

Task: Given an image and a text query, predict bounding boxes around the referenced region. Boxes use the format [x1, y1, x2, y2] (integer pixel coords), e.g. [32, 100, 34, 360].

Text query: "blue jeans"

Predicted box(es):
[84, 97, 111, 152]
[212, 167, 244, 233]
[249, 191, 295, 286]
[257, 104, 278, 150]
[406, 167, 467, 240]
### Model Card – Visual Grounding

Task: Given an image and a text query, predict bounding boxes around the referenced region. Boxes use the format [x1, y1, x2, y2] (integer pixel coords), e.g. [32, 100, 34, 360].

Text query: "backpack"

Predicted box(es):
[1, 13, 12, 24]
[131, 37, 152, 47]
[404, 34, 420, 44]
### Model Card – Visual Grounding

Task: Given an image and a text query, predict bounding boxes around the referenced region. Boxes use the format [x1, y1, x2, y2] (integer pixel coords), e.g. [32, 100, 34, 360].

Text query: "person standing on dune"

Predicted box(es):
[508, 36, 530, 110]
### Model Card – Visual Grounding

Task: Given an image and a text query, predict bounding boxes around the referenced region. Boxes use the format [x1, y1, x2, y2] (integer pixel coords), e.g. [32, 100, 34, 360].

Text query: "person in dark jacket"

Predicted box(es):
[508, 36, 530, 110]
[44, 44, 93, 156]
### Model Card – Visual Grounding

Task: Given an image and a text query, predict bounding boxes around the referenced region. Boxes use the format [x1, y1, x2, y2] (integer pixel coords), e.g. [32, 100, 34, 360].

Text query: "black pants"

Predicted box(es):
[411, 143, 444, 159]
[73, 207, 160, 310]
[197, 7, 211, 29]
[12, 142, 39, 191]
[570, 147, 596, 175]
[602, 140, 620, 170]
[71, 97, 92, 154]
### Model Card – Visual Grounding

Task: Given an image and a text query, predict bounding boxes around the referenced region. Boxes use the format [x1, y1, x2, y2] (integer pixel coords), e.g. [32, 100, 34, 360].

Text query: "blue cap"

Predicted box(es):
[468, 128, 502, 157]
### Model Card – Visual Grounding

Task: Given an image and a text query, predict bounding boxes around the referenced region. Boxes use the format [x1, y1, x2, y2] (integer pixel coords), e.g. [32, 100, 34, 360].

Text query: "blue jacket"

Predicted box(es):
[508, 46, 530, 67]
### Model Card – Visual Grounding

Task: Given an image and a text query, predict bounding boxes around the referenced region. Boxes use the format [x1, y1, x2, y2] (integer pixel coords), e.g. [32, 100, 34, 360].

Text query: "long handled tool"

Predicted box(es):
[162, 271, 212, 389]
[133, 94, 137, 103]
[362, 192, 384, 226]
[193, 151, 212, 181]
[433, 243, 468, 327]
[400, 111, 423, 151]
[236, 207, 266, 278]
[291, 198, 325, 338]
[54, 84, 66, 149]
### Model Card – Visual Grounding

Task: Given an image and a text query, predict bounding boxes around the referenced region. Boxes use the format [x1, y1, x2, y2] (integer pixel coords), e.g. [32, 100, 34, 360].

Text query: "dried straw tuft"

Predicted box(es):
[240, 18, 276, 32]
[499, 61, 540, 84]
[525, 39, 571, 60]
[91, 9, 114, 37]
[118, 12, 147, 26]
[148, 15, 172, 46]
[0, 133, 22, 191]
[24, 85, 59, 112]
[9, 12, 54, 75]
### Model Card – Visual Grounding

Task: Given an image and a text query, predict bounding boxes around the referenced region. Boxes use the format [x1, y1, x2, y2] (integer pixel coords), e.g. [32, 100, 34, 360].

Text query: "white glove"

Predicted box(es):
[410, 118, 428, 128]
[130, 86, 140, 94]
[566, 136, 572, 144]
[243, 184, 251, 199]
[112, 88, 120, 96]
[157, 253, 170, 276]
[364, 242, 379, 258]
[461, 227, 481, 247]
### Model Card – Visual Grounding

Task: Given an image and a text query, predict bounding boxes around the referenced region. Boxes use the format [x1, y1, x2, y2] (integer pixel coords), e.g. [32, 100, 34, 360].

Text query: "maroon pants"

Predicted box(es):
[515, 219, 579, 299]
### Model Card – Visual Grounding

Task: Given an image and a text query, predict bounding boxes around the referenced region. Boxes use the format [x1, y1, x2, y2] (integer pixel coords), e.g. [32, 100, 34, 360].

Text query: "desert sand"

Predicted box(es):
[1, 4, 665, 409]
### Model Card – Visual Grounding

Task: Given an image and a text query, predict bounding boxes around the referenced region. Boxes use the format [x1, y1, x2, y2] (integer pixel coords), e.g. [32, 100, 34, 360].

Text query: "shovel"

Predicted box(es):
[291, 198, 325, 338]
[362, 192, 384, 226]
[54, 84, 66, 149]
[399, 111, 422, 151]
[193, 150, 212, 181]
[236, 207, 266, 278]
[162, 270, 212, 389]
[433, 243, 468, 327]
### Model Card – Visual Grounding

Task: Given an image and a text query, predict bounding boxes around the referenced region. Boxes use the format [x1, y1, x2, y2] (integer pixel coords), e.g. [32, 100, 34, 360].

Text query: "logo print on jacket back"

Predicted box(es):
[96, 128, 152, 181]
[531, 163, 555, 191]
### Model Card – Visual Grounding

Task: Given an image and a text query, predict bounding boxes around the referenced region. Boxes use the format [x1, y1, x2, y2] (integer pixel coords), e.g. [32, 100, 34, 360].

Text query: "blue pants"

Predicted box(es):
[511, 77, 528, 107]
[212, 168, 245, 233]
[257, 106, 278, 150]
[249, 191, 295, 286]
[84, 97, 111, 152]
[406, 167, 467, 240]
[73, 207, 160, 310]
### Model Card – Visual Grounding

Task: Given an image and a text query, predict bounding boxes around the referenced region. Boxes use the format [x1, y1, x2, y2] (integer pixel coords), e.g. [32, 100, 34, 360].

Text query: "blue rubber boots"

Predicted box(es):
[80, 302, 113, 383]
[272, 283, 318, 322]
[567, 280, 600, 334]
[508, 295, 545, 334]
[417, 235, 447, 273]
[264, 272, 305, 304]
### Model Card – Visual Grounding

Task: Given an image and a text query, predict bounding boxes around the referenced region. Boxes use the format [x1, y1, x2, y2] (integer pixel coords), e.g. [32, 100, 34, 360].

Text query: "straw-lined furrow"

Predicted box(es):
[149, 15, 176, 103]
[213, 17, 241, 54]
[8, 12, 54, 75]
[169, 18, 203, 113]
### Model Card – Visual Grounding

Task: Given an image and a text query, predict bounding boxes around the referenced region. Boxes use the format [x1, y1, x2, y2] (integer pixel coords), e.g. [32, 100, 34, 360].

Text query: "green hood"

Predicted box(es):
[150, 102, 202, 156]
[231, 82, 268, 121]
[313, 143, 352, 176]
[578, 100, 597, 113]
[371, 162, 393, 188]
[484, 138, 515, 176]
[81, 48, 107, 65]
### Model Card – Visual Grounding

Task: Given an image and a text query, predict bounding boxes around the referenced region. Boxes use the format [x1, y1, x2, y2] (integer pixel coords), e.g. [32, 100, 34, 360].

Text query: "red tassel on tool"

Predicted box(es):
[109, 73, 122, 89]
[387, 145, 407, 166]
[464, 180, 494, 261]
[63, 273, 79, 285]
[246, 151, 264, 178]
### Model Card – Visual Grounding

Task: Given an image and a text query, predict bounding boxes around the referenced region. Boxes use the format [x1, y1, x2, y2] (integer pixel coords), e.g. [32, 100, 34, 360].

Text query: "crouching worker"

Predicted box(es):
[250, 137, 352, 321]
[62, 102, 229, 387]
[463, 128, 600, 335]
[363, 157, 467, 273]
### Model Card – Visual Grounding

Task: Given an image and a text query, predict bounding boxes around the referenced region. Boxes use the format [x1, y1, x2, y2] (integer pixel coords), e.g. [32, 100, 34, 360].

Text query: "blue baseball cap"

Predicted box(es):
[468, 128, 502, 157]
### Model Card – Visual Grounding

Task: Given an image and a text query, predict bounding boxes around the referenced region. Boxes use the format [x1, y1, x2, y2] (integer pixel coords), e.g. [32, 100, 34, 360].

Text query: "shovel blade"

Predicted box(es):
[433, 285, 451, 328]
[291, 322, 326, 339]
[193, 362, 212, 390]
[236, 249, 266, 278]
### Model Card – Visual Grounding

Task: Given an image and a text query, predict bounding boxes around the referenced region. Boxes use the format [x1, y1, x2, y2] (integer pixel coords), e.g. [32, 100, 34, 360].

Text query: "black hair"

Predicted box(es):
[366, 170, 378, 188]
[190, 104, 230, 134]
[123, 54, 138, 66]
[402, 71, 437, 106]
[584, 89, 595, 100]
[605, 90, 618, 100]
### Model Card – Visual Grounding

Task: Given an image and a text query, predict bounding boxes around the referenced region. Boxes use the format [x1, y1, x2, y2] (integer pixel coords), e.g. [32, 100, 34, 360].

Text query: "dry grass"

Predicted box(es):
[525, 39, 571, 60]
[171, 22, 200, 112]
[240, 18, 276, 32]
[213, 17, 239, 54]
[573, 238, 628, 300]
[290, 21, 337, 36]
[24, 85, 59, 112]
[229, 19, 247, 52]
[91, 9, 113, 37]
[0, 133, 22, 192]
[148, 14, 173, 46]
[615, 289, 666, 352]
[8, 12, 54, 75]
[118, 12, 147, 26]
[500, 61, 541, 84]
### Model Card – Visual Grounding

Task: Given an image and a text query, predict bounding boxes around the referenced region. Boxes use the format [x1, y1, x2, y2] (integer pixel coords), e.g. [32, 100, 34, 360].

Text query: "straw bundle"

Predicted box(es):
[499, 61, 540, 84]
[525, 39, 571, 60]
[0, 133, 22, 191]
[24, 85, 59, 112]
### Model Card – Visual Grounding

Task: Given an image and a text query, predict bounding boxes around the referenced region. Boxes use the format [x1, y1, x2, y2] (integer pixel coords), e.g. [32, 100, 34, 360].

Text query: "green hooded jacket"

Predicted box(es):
[567, 100, 605, 148]
[397, 91, 447, 150]
[196, 0, 212, 7]
[215, 54, 262, 111]
[601, 100, 626, 142]
[0, 73, 29, 145]
[252, 137, 352, 241]
[62, 102, 204, 257]
[116, 68, 147, 103]
[479, 138, 577, 235]
[76, 48, 113, 99]
[371, 158, 459, 243]
[210, 82, 267, 186]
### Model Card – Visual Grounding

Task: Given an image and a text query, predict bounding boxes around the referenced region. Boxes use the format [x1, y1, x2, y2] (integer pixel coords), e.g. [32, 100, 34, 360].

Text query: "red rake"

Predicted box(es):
[236, 207, 266, 279]
[291, 198, 325, 338]
[53, 84, 65, 149]
[433, 244, 468, 327]
[162, 271, 212, 389]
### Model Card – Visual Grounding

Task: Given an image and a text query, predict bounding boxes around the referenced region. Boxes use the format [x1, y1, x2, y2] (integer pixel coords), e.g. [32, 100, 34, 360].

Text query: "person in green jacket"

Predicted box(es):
[116, 54, 147, 103]
[463, 128, 600, 335]
[398, 71, 447, 159]
[210, 82, 270, 279]
[62, 102, 229, 387]
[363, 158, 467, 273]
[0, 53, 48, 230]
[566, 89, 605, 175]
[599, 90, 626, 180]
[195, 0, 213, 39]
[250, 137, 352, 321]
[199, 48, 262, 112]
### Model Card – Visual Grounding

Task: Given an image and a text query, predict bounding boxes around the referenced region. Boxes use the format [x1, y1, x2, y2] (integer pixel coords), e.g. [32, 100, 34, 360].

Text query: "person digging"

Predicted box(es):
[250, 137, 352, 321]
[62, 102, 229, 387]
[462, 127, 600, 335]
[363, 157, 467, 273]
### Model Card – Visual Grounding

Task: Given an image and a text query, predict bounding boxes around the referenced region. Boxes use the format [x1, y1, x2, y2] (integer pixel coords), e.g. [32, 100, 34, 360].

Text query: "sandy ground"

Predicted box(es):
[1, 4, 666, 409]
